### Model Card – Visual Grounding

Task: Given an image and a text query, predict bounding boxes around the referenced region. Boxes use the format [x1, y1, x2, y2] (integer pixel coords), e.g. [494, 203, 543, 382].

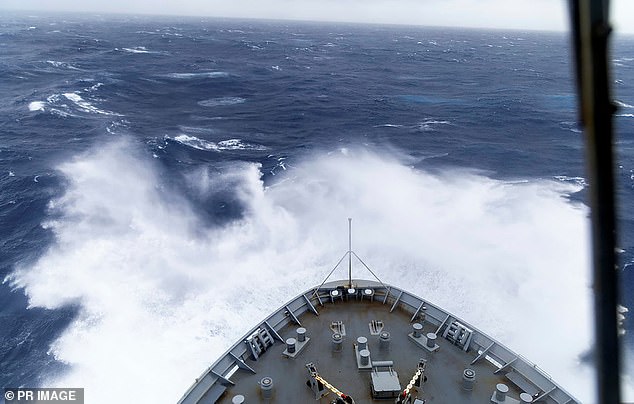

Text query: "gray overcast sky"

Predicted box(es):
[1, 0, 633, 34]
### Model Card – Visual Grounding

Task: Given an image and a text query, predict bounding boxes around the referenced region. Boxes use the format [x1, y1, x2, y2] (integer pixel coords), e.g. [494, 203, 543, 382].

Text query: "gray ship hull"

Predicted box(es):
[178, 279, 579, 403]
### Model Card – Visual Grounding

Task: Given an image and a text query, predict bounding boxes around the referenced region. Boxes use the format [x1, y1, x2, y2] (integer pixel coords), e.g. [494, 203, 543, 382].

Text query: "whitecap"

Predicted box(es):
[119, 46, 165, 55]
[46, 60, 79, 70]
[197, 97, 245, 107]
[28, 101, 46, 112]
[216, 139, 267, 151]
[271, 65, 281, 71]
[123, 46, 149, 53]
[167, 135, 266, 152]
[417, 119, 450, 131]
[615, 100, 634, 109]
[165, 72, 229, 79]
[50, 109, 77, 118]
[553, 175, 588, 188]
[8, 171, 15, 177]
[85, 83, 104, 92]
[169, 134, 213, 151]
[374, 124, 403, 128]
[106, 120, 129, 135]
[617, 114, 634, 118]
[63, 93, 121, 116]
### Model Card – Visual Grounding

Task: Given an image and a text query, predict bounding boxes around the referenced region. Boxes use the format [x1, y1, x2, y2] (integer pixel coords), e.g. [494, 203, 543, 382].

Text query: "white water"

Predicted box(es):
[7, 140, 619, 403]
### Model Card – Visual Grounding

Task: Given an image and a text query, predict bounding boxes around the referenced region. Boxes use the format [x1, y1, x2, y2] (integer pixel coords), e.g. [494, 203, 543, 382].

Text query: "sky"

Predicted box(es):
[1, 0, 633, 34]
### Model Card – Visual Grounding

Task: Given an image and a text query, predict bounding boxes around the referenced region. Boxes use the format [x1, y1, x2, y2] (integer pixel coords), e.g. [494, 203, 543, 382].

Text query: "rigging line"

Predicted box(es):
[311, 251, 350, 298]
[351, 251, 388, 289]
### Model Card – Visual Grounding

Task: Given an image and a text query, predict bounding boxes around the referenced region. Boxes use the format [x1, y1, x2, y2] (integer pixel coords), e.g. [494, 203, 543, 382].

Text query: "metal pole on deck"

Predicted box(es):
[569, 0, 621, 402]
[348, 218, 352, 288]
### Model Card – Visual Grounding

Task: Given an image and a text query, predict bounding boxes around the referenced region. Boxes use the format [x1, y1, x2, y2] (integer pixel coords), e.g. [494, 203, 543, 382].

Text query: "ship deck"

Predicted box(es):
[179, 280, 578, 404]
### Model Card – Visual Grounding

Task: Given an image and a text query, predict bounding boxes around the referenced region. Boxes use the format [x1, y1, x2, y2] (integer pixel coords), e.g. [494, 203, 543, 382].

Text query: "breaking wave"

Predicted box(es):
[164, 71, 230, 79]
[45, 60, 80, 70]
[28, 101, 46, 112]
[29, 91, 120, 117]
[167, 134, 267, 152]
[165, 135, 266, 152]
[197, 97, 246, 107]
[4, 141, 609, 402]
[616, 100, 634, 109]
[62, 93, 121, 116]
[417, 119, 451, 131]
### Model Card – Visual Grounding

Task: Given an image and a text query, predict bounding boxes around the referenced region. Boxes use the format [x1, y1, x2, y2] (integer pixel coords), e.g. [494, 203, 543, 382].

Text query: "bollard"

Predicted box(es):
[357, 336, 368, 351]
[286, 338, 296, 354]
[519, 392, 533, 403]
[412, 323, 423, 338]
[260, 377, 273, 399]
[462, 368, 475, 391]
[495, 383, 509, 402]
[297, 327, 306, 342]
[426, 333, 437, 349]
[359, 349, 371, 366]
[332, 333, 343, 352]
[379, 331, 391, 350]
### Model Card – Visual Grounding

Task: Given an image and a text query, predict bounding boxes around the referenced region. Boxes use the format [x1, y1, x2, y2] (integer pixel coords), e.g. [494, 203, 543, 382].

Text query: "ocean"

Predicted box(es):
[0, 11, 633, 403]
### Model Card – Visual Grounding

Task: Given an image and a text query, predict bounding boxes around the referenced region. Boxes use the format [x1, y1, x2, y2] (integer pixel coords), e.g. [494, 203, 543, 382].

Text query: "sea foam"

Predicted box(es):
[165, 72, 230, 79]
[28, 101, 46, 112]
[197, 97, 246, 107]
[168, 134, 267, 152]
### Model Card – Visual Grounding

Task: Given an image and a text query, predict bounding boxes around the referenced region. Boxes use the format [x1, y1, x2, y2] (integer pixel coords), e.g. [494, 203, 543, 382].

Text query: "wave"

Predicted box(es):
[375, 120, 449, 131]
[84, 82, 104, 92]
[373, 124, 404, 128]
[62, 93, 122, 116]
[45, 60, 80, 70]
[559, 121, 582, 134]
[117, 46, 167, 55]
[167, 134, 267, 152]
[417, 119, 451, 131]
[553, 175, 588, 189]
[420, 152, 449, 161]
[31, 92, 119, 118]
[197, 97, 246, 107]
[5, 143, 607, 403]
[165, 71, 230, 79]
[120, 46, 151, 54]
[616, 100, 634, 109]
[28, 101, 46, 112]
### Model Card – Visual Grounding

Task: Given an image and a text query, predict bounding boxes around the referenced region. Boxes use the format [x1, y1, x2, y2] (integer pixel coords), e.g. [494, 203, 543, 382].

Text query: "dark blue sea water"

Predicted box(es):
[1, 12, 633, 403]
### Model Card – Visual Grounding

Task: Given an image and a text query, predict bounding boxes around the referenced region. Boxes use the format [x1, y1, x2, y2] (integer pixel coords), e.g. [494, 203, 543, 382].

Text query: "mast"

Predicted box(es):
[348, 218, 352, 288]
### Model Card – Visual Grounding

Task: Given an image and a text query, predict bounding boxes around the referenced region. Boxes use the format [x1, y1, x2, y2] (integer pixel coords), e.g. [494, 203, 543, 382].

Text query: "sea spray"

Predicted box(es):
[8, 141, 597, 402]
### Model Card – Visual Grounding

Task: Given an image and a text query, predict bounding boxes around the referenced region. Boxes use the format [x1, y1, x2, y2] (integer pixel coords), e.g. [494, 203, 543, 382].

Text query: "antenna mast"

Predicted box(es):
[348, 218, 352, 288]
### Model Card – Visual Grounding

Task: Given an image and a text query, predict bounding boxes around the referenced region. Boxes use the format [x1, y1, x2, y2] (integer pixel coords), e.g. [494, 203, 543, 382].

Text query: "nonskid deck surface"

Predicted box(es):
[216, 298, 520, 403]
